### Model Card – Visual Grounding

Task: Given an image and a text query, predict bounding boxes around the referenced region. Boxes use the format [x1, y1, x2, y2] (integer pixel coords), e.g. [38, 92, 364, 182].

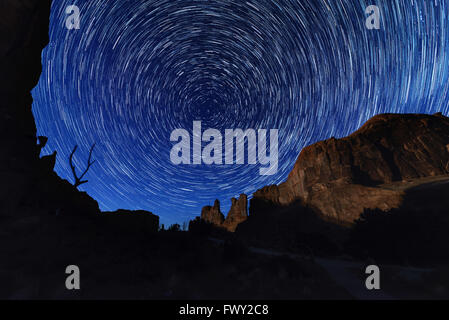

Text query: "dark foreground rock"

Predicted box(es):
[0, 215, 352, 299]
[0, 0, 52, 216]
[102, 209, 159, 233]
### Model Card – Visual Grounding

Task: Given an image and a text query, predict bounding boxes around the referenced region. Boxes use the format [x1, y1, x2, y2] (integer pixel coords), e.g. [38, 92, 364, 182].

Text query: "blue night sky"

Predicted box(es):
[32, 0, 449, 225]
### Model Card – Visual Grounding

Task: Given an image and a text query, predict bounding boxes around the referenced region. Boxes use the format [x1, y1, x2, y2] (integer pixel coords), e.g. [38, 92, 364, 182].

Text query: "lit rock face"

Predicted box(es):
[252, 113, 449, 224]
[201, 200, 225, 226]
[222, 194, 248, 232]
[199, 194, 248, 232]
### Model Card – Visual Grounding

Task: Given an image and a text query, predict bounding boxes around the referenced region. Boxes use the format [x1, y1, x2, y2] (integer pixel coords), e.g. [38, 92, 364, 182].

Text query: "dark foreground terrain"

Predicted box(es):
[0, 212, 352, 299]
[1, 208, 449, 299]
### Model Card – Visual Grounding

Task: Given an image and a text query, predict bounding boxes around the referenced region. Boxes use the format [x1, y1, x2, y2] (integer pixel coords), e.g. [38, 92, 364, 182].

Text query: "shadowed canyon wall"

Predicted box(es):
[0, 0, 52, 216]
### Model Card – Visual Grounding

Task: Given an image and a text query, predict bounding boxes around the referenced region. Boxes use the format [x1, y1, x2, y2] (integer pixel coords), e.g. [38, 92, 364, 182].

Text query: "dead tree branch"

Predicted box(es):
[69, 143, 96, 188]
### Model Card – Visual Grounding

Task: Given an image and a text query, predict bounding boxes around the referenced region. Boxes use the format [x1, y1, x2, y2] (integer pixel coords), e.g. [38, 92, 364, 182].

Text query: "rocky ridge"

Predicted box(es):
[251, 113, 449, 224]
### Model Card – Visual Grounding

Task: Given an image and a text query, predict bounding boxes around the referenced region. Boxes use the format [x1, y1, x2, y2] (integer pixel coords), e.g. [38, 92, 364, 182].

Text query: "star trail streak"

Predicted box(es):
[32, 0, 449, 225]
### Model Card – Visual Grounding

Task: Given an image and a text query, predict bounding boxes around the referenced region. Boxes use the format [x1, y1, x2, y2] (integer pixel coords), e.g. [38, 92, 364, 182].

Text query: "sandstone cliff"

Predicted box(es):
[252, 113, 449, 224]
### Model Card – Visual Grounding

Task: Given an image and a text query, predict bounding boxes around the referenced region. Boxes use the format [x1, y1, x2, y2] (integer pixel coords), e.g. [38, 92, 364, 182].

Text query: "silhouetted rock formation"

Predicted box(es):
[0, 1, 100, 219]
[201, 200, 225, 225]
[252, 113, 449, 224]
[195, 194, 248, 232]
[38, 150, 57, 175]
[0, 0, 159, 228]
[236, 198, 344, 256]
[0, 0, 52, 216]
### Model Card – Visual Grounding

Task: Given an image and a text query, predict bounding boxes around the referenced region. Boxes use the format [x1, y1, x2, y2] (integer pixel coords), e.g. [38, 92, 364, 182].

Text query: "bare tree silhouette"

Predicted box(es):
[69, 143, 96, 188]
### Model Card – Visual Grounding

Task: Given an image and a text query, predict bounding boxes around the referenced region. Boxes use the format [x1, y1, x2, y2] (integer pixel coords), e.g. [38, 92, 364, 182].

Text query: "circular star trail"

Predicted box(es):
[32, 0, 449, 225]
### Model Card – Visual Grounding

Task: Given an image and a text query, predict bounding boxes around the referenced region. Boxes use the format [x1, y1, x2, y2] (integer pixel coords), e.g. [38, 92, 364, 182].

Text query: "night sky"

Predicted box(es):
[32, 0, 449, 225]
